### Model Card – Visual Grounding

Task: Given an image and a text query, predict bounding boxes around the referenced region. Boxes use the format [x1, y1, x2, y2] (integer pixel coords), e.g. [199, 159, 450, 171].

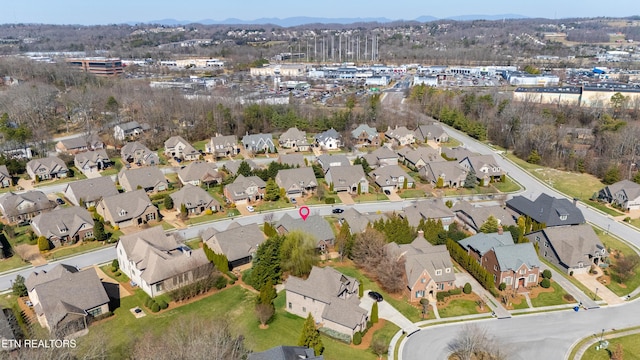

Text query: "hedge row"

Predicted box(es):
[168, 273, 222, 302]
[436, 288, 462, 302]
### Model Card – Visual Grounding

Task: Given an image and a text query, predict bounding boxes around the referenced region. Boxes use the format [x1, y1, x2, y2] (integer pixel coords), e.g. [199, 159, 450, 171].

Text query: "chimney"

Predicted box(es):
[498, 226, 503, 235]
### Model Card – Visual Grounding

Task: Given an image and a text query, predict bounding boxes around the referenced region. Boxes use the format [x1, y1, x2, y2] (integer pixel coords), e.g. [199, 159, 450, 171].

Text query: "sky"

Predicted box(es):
[1, 0, 638, 25]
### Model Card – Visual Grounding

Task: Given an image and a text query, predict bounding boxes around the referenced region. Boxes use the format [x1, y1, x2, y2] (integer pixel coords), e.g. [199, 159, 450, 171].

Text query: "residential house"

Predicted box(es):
[120, 141, 159, 166]
[279, 127, 309, 151]
[397, 146, 442, 170]
[458, 155, 504, 186]
[0, 190, 55, 224]
[0, 308, 20, 351]
[205, 135, 239, 158]
[285, 266, 368, 340]
[452, 200, 516, 234]
[202, 222, 265, 269]
[316, 154, 350, 173]
[598, 180, 640, 211]
[164, 135, 200, 161]
[118, 167, 168, 193]
[177, 161, 222, 186]
[459, 232, 540, 290]
[400, 199, 455, 229]
[74, 149, 110, 176]
[275, 168, 317, 198]
[96, 189, 158, 228]
[26, 156, 68, 181]
[64, 177, 119, 208]
[351, 124, 380, 147]
[0, 165, 11, 188]
[242, 133, 276, 153]
[414, 124, 449, 143]
[369, 165, 414, 192]
[441, 147, 476, 161]
[31, 206, 94, 247]
[325, 165, 368, 194]
[117, 226, 213, 297]
[506, 193, 585, 228]
[170, 184, 220, 214]
[249, 346, 323, 360]
[223, 174, 266, 204]
[338, 208, 387, 235]
[385, 231, 456, 302]
[113, 121, 147, 141]
[385, 126, 415, 146]
[362, 147, 398, 169]
[55, 134, 103, 154]
[419, 161, 468, 188]
[314, 128, 341, 150]
[526, 224, 607, 275]
[224, 159, 259, 176]
[278, 153, 306, 168]
[25, 265, 109, 336]
[276, 213, 335, 251]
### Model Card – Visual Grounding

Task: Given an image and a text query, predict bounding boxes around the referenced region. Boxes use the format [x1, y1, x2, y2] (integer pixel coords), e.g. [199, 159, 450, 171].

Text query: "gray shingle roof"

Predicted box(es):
[316, 154, 350, 172]
[278, 154, 306, 167]
[458, 232, 515, 256]
[350, 124, 378, 140]
[385, 126, 414, 141]
[369, 164, 414, 188]
[0, 165, 9, 180]
[605, 180, 640, 202]
[248, 346, 323, 360]
[64, 176, 118, 206]
[31, 206, 94, 240]
[441, 147, 476, 161]
[242, 133, 275, 152]
[275, 168, 317, 193]
[177, 161, 221, 184]
[117, 121, 142, 132]
[119, 226, 210, 285]
[225, 175, 266, 202]
[414, 124, 447, 142]
[279, 127, 307, 144]
[325, 165, 366, 191]
[74, 149, 109, 169]
[26, 265, 109, 329]
[203, 223, 265, 262]
[276, 213, 334, 246]
[164, 135, 189, 149]
[459, 154, 503, 177]
[26, 156, 68, 176]
[362, 146, 397, 166]
[386, 234, 455, 287]
[224, 159, 258, 175]
[506, 193, 585, 227]
[314, 128, 340, 144]
[0, 190, 54, 218]
[58, 134, 102, 151]
[400, 199, 454, 227]
[120, 141, 159, 165]
[170, 184, 219, 210]
[419, 161, 467, 184]
[98, 189, 155, 223]
[398, 146, 442, 166]
[528, 224, 606, 269]
[118, 167, 167, 192]
[452, 200, 516, 232]
[339, 208, 386, 234]
[493, 243, 541, 271]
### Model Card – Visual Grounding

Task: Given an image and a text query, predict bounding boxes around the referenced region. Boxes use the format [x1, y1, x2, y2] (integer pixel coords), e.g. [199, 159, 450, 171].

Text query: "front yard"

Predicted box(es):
[594, 228, 640, 296]
[529, 281, 573, 307]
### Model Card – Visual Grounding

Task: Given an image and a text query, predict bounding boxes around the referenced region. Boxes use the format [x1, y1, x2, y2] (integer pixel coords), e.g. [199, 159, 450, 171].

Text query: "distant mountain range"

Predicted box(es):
[137, 14, 529, 27]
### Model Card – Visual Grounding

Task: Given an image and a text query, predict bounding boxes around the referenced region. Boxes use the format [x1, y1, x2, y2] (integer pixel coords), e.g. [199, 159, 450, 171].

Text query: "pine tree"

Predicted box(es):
[237, 161, 253, 177]
[464, 169, 478, 188]
[298, 313, 324, 356]
[479, 215, 499, 233]
[371, 301, 379, 323]
[164, 195, 174, 210]
[264, 179, 280, 201]
[258, 279, 277, 305]
[94, 220, 107, 241]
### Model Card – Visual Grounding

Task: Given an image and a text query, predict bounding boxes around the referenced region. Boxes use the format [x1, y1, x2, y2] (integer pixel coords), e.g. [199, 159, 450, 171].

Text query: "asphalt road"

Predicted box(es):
[400, 119, 640, 359]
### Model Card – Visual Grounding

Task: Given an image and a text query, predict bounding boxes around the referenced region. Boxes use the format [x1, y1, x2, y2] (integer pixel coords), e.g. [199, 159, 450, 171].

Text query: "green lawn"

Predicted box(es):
[101, 158, 124, 176]
[585, 199, 625, 216]
[192, 140, 209, 152]
[438, 299, 480, 318]
[99, 264, 130, 283]
[440, 138, 462, 148]
[305, 196, 342, 205]
[492, 176, 522, 193]
[75, 286, 375, 360]
[255, 199, 295, 212]
[353, 193, 386, 203]
[530, 281, 572, 307]
[594, 227, 640, 296]
[371, 321, 400, 356]
[184, 238, 202, 250]
[34, 170, 87, 187]
[334, 264, 423, 322]
[398, 189, 426, 199]
[0, 256, 30, 273]
[579, 331, 640, 360]
[160, 221, 175, 230]
[629, 218, 640, 229]
[185, 210, 239, 225]
[506, 153, 605, 201]
[44, 241, 108, 260]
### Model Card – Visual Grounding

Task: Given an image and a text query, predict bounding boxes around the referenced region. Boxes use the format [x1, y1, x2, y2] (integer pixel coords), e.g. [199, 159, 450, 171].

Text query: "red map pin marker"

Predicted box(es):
[299, 206, 310, 221]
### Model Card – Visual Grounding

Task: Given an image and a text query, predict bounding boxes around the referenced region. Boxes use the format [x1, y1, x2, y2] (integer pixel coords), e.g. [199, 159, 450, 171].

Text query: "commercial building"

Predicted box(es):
[66, 57, 123, 77]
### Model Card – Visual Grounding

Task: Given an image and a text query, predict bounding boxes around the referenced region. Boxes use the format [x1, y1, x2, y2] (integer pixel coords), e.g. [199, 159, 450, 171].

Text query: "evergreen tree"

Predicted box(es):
[633, 171, 640, 185]
[298, 313, 324, 356]
[603, 166, 621, 185]
[335, 222, 354, 260]
[237, 161, 253, 177]
[264, 179, 280, 201]
[164, 195, 174, 210]
[479, 215, 499, 233]
[247, 235, 284, 290]
[37, 236, 50, 252]
[371, 301, 379, 323]
[258, 279, 277, 305]
[436, 177, 444, 188]
[12, 275, 27, 297]
[464, 169, 478, 188]
[94, 220, 107, 241]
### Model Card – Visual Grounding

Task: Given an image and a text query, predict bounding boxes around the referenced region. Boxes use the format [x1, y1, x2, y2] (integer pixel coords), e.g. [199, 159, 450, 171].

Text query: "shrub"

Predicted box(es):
[215, 275, 228, 289]
[324, 197, 336, 204]
[113, 271, 121, 277]
[498, 282, 506, 291]
[542, 269, 552, 279]
[449, 288, 462, 295]
[371, 302, 379, 323]
[151, 303, 160, 313]
[569, 271, 574, 276]
[157, 299, 169, 310]
[204, 209, 213, 215]
[111, 259, 119, 272]
[463, 283, 472, 294]
[624, 217, 631, 223]
[540, 278, 551, 288]
[352, 332, 362, 345]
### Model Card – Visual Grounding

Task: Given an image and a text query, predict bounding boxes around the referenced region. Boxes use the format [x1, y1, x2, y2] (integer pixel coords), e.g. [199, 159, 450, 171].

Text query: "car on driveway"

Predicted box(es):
[368, 291, 383, 302]
[384, 189, 391, 195]
[332, 208, 344, 214]
[290, 198, 297, 204]
[56, 198, 65, 205]
[246, 205, 255, 212]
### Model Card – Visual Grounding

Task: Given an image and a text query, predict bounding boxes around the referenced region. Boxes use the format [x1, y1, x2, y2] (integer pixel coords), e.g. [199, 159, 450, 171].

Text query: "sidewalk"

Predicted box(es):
[570, 328, 640, 360]
[544, 266, 600, 309]
[455, 272, 511, 319]
[573, 268, 624, 305]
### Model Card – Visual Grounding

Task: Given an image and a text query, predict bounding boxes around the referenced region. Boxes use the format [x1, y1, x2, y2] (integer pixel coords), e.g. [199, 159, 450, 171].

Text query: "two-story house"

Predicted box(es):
[120, 141, 159, 166]
[598, 180, 640, 212]
[385, 126, 415, 146]
[26, 156, 68, 181]
[223, 175, 266, 205]
[74, 149, 110, 176]
[242, 133, 276, 153]
[368, 165, 415, 192]
[164, 135, 200, 161]
[205, 135, 239, 158]
[0, 190, 55, 224]
[351, 124, 380, 147]
[275, 167, 317, 198]
[64, 176, 119, 208]
[315, 128, 341, 150]
[118, 167, 168, 193]
[96, 189, 158, 228]
[30, 207, 95, 247]
[458, 155, 504, 186]
[279, 127, 309, 151]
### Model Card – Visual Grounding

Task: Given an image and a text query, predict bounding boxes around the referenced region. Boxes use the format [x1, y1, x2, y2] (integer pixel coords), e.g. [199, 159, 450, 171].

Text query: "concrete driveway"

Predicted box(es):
[337, 192, 355, 205]
[360, 290, 419, 334]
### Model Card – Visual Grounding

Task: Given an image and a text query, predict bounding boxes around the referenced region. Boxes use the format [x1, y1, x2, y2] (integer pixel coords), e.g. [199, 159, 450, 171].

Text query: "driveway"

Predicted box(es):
[573, 270, 623, 305]
[360, 290, 419, 334]
[386, 189, 403, 202]
[337, 192, 355, 205]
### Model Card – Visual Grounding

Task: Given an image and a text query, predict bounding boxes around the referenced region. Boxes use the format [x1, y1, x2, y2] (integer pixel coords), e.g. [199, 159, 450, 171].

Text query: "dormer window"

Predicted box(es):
[435, 269, 442, 276]
[119, 209, 127, 216]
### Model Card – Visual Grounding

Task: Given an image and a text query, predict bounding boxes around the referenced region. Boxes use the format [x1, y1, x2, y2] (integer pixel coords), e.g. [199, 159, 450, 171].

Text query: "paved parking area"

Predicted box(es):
[359, 290, 420, 334]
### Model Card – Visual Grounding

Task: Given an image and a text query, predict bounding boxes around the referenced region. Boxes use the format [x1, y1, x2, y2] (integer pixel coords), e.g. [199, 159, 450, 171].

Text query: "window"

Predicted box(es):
[528, 274, 536, 283]
[560, 215, 568, 221]
[493, 275, 497, 282]
[504, 277, 512, 285]
[494, 265, 498, 271]
[535, 236, 540, 242]
[437, 283, 444, 290]
[445, 268, 451, 273]
[416, 290, 425, 298]
[156, 283, 163, 292]
[302, 307, 306, 313]
[519, 269, 526, 275]
[421, 278, 426, 283]
[87, 307, 103, 317]
[435, 269, 442, 276]
[288, 302, 292, 309]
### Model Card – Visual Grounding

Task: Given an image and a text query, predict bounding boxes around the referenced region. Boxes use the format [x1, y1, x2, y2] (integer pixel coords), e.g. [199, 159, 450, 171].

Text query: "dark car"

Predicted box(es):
[368, 291, 383, 302]
[332, 208, 344, 214]
[56, 198, 65, 205]
[384, 189, 391, 195]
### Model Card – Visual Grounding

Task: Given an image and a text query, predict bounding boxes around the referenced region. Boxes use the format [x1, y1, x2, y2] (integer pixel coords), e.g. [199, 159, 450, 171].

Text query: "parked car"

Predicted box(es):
[332, 208, 344, 214]
[247, 205, 255, 212]
[56, 198, 65, 205]
[290, 198, 297, 204]
[368, 291, 383, 302]
[384, 189, 391, 195]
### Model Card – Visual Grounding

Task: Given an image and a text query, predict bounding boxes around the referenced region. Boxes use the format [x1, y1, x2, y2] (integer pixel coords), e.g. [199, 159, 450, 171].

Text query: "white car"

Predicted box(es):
[246, 206, 255, 212]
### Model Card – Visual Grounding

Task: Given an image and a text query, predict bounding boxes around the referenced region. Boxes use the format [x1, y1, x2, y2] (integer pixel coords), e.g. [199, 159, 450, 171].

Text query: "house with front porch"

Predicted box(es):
[285, 266, 368, 340]
[205, 135, 239, 158]
[324, 165, 368, 194]
[74, 149, 110, 176]
[55, 134, 103, 154]
[26, 156, 68, 181]
[279, 127, 309, 151]
[30, 206, 95, 247]
[275, 167, 317, 198]
[525, 224, 607, 275]
[170, 184, 220, 215]
[419, 161, 468, 188]
[315, 128, 341, 150]
[385, 126, 415, 146]
[96, 189, 158, 228]
[368, 165, 414, 192]
[397, 146, 442, 170]
[459, 232, 541, 290]
[120, 141, 159, 166]
[177, 161, 222, 187]
[117, 226, 213, 297]
[242, 133, 276, 154]
[598, 180, 640, 212]
[276, 214, 334, 252]
[362, 147, 398, 169]
[351, 124, 380, 147]
[458, 155, 504, 186]
[385, 231, 456, 302]
[223, 175, 266, 205]
[118, 167, 168, 193]
[202, 222, 265, 269]
[164, 135, 200, 161]
[0, 190, 55, 224]
[414, 124, 449, 143]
